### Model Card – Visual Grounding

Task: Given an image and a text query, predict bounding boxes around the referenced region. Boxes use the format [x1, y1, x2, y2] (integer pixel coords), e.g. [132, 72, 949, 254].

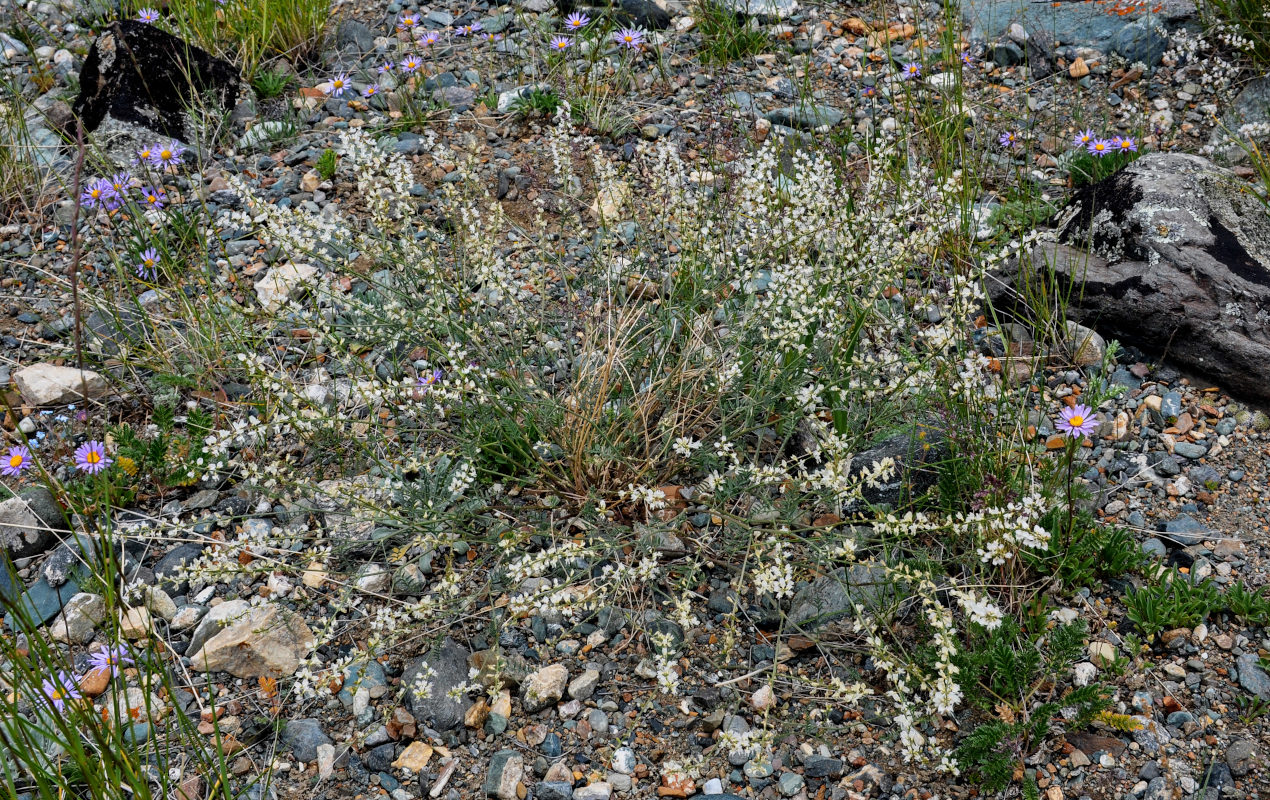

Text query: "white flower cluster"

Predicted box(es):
[957, 487, 1052, 565]
[750, 537, 795, 599]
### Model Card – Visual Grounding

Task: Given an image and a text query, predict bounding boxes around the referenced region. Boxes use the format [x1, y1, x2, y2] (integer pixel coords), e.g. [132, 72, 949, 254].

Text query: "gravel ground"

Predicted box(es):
[1, 1, 1269, 799]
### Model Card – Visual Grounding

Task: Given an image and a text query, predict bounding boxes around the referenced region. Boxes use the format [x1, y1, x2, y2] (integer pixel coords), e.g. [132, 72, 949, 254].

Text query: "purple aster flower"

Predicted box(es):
[454, 21, 482, 36]
[550, 35, 573, 52]
[326, 73, 349, 97]
[861, 85, 876, 98]
[1113, 135, 1137, 153]
[137, 7, 159, 23]
[1087, 137, 1112, 157]
[89, 644, 135, 677]
[1073, 128, 1096, 148]
[900, 62, 921, 80]
[107, 172, 132, 200]
[377, 60, 394, 74]
[998, 130, 1018, 148]
[2, 445, 32, 477]
[397, 13, 419, 31]
[399, 55, 422, 74]
[140, 185, 166, 210]
[362, 83, 381, 98]
[151, 141, 186, 169]
[417, 368, 443, 391]
[80, 178, 117, 210]
[74, 440, 112, 474]
[614, 27, 644, 49]
[482, 32, 503, 43]
[959, 50, 975, 66]
[564, 11, 590, 30]
[136, 247, 160, 280]
[133, 144, 156, 167]
[1056, 403, 1098, 439]
[419, 31, 441, 46]
[42, 671, 81, 711]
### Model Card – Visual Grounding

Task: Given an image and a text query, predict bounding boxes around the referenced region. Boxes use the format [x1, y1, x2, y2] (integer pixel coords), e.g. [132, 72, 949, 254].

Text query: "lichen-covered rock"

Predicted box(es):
[72, 20, 240, 160]
[0, 487, 66, 559]
[994, 153, 1270, 402]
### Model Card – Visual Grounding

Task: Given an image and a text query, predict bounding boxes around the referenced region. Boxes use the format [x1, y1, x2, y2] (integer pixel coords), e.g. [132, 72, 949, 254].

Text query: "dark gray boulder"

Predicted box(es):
[402, 637, 473, 731]
[72, 20, 240, 161]
[0, 487, 67, 560]
[555, 0, 672, 30]
[991, 153, 1270, 403]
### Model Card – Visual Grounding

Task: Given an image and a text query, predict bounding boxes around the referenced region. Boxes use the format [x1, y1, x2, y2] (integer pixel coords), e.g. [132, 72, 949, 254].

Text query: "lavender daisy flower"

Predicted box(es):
[998, 130, 1018, 148]
[418, 368, 443, 391]
[454, 21, 481, 36]
[1114, 135, 1137, 153]
[377, 60, 394, 74]
[1073, 128, 1096, 148]
[137, 7, 160, 23]
[900, 62, 921, 80]
[482, 32, 503, 43]
[1056, 403, 1098, 439]
[861, 85, 876, 98]
[136, 248, 160, 280]
[959, 50, 975, 66]
[397, 13, 418, 31]
[107, 171, 132, 200]
[1087, 137, 1112, 157]
[550, 35, 572, 52]
[74, 440, 112, 474]
[614, 27, 644, 49]
[42, 671, 81, 711]
[133, 144, 156, 167]
[140, 185, 166, 210]
[419, 31, 440, 46]
[80, 178, 117, 210]
[2, 445, 32, 477]
[89, 644, 135, 677]
[151, 141, 186, 169]
[564, 11, 590, 30]
[325, 73, 349, 97]
[362, 83, 381, 98]
[399, 55, 422, 74]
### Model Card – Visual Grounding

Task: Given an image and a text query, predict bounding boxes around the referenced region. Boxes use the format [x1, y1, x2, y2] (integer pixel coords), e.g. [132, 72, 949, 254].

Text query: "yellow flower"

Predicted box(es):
[117, 456, 139, 476]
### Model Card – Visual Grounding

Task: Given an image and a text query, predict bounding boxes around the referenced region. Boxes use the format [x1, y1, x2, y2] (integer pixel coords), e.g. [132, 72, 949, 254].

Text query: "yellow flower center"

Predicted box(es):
[1068, 415, 1084, 427]
[160, 150, 172, 160]
[9, 454, 23, 467]
[50, 688, 64, 700]
[86, 451, 101, 464]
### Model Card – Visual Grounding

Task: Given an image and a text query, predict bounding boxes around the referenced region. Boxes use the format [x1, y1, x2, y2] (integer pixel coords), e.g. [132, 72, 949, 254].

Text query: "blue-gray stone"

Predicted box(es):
[534, 782, 574, 800]
[1112, 20, 1168, 66]
[1173, 442, 1207, 459]
[764, 104, 844, 130]
[1236, 654, 1270, 699]
[542, 732, 562, 758]
[4, 575, 81, 628]
[1141, 538, 1167, 558]
[1161, 391, 1183, 419]
[283, 718, 331, 762]
[1166, 711, 1194, 726]
[1158, 515, 1210, 547]
[778, 772, 805, 796]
